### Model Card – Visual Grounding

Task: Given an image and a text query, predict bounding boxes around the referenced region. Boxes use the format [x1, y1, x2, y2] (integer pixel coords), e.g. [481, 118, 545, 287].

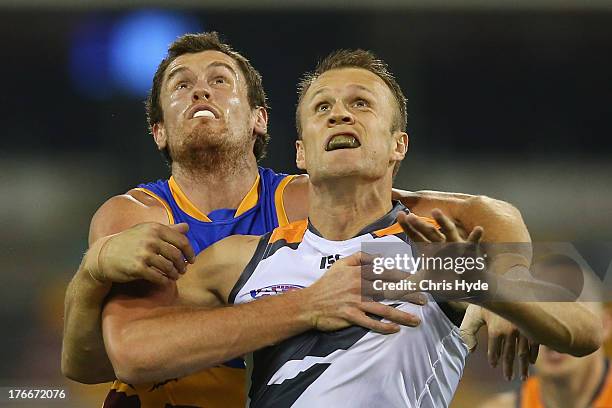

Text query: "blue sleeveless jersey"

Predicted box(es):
[104, 167, 297, 408]
[136, 167, 294, 254]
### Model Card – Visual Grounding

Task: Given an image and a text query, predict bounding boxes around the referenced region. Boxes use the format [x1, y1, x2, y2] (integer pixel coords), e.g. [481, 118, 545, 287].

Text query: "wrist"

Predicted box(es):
[291, 287, 319, 329]
[81, 236, 115, 292]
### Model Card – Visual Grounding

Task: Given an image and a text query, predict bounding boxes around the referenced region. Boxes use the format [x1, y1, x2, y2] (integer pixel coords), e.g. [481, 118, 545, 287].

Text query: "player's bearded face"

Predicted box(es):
[158, 51, 256, 170]
[296, 68, 407, 183]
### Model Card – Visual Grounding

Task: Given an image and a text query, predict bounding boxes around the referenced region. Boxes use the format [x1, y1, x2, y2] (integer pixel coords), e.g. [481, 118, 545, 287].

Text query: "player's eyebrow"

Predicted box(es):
[206, 61, 239, 80]
[309, 84, 376, 101]
[165, 61, 239, 87]
[165, 66, 191, 87]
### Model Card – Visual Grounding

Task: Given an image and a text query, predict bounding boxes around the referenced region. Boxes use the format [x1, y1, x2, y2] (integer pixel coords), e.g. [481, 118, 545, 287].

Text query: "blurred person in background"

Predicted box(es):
[62, 32, 539, 407]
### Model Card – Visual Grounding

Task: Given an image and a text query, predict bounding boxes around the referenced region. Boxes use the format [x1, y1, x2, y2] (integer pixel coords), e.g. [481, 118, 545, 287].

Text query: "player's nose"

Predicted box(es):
[192, 82, 212, 102]
[327, 103, 355, 126]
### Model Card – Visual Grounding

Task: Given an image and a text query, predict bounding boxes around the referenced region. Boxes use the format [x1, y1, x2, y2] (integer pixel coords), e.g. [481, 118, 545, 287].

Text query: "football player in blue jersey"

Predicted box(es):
[62, 33, 541, 407]
[98, 48, 600, 407]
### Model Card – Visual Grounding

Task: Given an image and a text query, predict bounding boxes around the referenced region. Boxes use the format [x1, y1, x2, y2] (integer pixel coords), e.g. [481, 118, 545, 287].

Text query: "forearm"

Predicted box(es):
[62, 242, 116, 383]
[478, 276, 602, 356]
[105, 289, 314, 384]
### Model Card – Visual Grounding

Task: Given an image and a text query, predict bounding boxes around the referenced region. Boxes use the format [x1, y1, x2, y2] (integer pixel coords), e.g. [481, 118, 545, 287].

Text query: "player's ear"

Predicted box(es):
[253, 107, 268, 137]
[296, 140, 306, 170]
[391, 131, 409, 161]
[152, 122, 167, 151]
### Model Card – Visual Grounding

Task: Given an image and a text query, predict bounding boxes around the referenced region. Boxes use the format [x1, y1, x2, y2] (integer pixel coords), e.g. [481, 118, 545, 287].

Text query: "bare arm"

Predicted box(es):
[102, 243, 421, 384]
[478, 287, 601, 357]
[61, 191, 193, 383]
[398, 211, 602, 358]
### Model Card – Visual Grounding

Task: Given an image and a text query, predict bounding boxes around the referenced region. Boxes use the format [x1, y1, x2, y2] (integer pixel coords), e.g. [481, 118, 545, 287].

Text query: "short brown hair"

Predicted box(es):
[145, 32, 270, 165]
[296, 49, 407, 176]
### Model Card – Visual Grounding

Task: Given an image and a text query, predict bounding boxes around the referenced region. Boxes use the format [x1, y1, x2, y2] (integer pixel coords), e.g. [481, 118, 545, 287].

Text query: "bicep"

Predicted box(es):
[89, 191, 169, 244]
[102, 280, 178, 332]
[180, 235, 261, 304]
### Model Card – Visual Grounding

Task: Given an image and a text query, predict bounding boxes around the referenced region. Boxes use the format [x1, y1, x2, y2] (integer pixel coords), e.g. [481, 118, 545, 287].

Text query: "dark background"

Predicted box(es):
[1, 3, 610, 406]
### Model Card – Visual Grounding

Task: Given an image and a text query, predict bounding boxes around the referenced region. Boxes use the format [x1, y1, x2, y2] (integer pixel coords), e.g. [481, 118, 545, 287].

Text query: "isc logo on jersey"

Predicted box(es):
[320, 254, 342, 269]
[249, 284, 305, 299]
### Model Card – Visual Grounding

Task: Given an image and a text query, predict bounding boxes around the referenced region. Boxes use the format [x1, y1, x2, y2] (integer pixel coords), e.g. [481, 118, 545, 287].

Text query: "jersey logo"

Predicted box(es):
[319, 254, 341, 269]
[249, 284, 305, 299]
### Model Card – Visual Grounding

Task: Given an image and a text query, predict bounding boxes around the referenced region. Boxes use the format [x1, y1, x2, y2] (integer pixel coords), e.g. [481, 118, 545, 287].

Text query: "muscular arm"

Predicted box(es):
[477, 281, 601, 357]
[102, 236, 315, 383]
[102, 239, 414, 384]
[398, 210, 602, 358]
[61, 191, 171, 383]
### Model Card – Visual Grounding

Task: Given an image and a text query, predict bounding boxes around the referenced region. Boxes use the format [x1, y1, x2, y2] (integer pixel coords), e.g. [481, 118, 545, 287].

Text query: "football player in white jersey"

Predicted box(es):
[102, 49, 601, 407]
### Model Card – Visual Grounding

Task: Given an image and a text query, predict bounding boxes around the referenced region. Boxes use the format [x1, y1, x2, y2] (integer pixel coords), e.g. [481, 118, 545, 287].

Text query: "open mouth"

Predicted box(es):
[326, 134, 361, 151]
[192, 109, 216, 119]
[189, 104, 220, 120]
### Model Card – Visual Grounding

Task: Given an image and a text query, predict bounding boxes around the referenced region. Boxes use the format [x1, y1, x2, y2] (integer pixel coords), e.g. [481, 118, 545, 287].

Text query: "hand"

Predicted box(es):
[89, 222, 196, 286]
[304, 252, 424, 334]
[460, 305, 539, 381]
[396, 209, 491, 301]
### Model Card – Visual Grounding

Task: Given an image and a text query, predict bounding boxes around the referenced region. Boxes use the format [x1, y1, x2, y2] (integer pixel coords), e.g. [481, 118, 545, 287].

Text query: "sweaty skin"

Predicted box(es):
[63, 47, 540, 388]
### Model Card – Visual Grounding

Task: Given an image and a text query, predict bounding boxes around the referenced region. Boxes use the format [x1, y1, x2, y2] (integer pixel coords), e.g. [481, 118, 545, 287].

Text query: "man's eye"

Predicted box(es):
[213, 77, 227, 85]
[176, 82, 189, 90]
[316, 103, 330, 112]
[354, 99, 368, 108]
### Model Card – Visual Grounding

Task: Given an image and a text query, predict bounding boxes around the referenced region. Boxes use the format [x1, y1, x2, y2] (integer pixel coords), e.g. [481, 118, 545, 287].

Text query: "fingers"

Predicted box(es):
[160, 223, 196, 263]
[341, 251, 377, 267]
[431, 209, 462, 242]
[360, 302, 421, 327]
[144, 266, 172, 286]
[399, 292, 428, 306]
[517, 335, 530, 381]
[459, 306, 485, 353]
[488, 333, 503, 368]
[467, 226, 484, 243]
[169, 222, 189, 234]
[529, 341, 540, 364]
[502, 331, 518, 381]
[157, 241, 189, 274]
[344, 309, 400, 334]
[145, 254, 181, 280]
[397, 212, 444, 243]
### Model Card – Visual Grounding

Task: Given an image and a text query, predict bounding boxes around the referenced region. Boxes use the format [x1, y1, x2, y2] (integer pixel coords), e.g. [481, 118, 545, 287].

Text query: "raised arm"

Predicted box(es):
[397, 210, 602, 358]
[61, 191, 194, 383]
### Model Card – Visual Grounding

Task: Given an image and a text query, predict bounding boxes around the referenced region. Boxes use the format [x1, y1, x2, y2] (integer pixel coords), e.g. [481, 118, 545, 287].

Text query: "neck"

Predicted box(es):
[539, 354, 606, 408]
[308, 175, 393, 240]
[171, 154, 259, 214]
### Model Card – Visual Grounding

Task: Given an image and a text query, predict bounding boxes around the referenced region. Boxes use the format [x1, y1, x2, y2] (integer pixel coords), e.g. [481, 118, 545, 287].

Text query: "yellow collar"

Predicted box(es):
[168, 175, 261, 222]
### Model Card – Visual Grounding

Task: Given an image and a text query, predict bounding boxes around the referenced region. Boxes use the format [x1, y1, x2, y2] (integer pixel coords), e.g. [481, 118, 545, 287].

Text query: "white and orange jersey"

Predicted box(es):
[230, 202, 469, 408]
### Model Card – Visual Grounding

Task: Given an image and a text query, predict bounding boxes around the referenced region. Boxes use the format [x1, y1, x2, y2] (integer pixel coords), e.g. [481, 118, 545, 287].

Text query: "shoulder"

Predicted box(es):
[282, 174, 309, 223]
[182, 235, 263, 303]
[89, 189, 169, 244]
[478, 391, 516, 408]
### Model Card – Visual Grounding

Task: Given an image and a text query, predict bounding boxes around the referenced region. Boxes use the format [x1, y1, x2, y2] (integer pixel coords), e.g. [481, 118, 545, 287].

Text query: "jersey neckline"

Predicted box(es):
[168, 173, 261, 222]
[306, 201, 408, 240]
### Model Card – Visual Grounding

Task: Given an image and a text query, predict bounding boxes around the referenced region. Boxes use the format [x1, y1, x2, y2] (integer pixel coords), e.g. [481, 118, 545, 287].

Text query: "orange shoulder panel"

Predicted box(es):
[372, 216, 439, 238]
[269, 219, 308, 244]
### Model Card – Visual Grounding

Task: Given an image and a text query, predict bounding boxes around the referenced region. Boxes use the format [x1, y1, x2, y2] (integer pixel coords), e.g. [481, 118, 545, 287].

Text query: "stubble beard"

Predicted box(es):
[168, 122, 252, 177]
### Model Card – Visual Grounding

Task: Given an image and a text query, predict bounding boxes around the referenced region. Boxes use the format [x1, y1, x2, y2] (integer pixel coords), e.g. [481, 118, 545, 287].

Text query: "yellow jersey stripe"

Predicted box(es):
[134, 188, 175, 225]
[274, 175, 297, 227]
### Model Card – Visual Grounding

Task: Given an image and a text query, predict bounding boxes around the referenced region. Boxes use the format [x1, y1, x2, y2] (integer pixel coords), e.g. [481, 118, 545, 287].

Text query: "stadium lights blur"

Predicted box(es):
[69, 10, 201, 100]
